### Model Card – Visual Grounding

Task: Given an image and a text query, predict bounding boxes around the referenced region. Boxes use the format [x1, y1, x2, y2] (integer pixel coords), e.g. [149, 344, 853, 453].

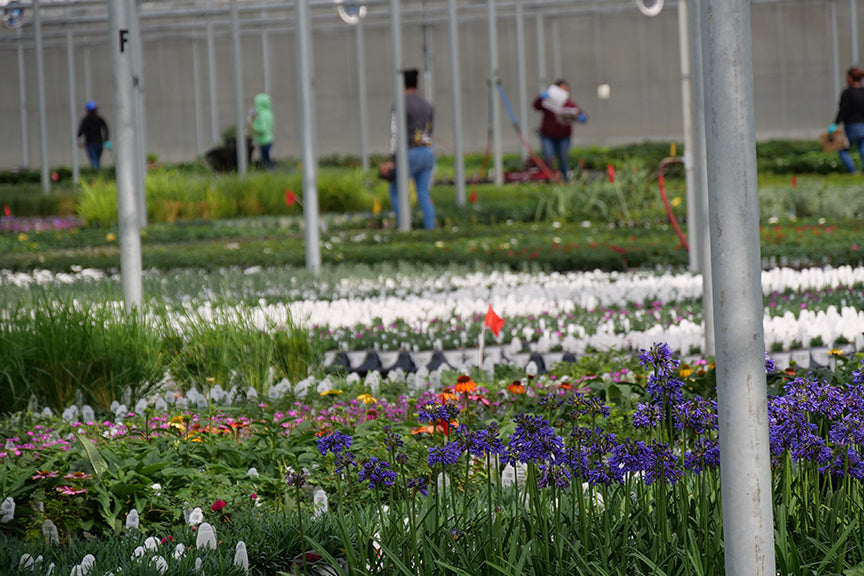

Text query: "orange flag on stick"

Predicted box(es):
[484, 305, 504, 337]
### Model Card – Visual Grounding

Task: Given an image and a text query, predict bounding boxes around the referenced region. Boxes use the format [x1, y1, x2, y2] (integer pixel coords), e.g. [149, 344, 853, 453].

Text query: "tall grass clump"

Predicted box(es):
[0, 299, 168, 414]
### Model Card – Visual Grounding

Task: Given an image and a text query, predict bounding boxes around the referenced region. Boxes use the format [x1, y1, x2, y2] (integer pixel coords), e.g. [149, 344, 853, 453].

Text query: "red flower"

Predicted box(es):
[211, 500, 227, 512]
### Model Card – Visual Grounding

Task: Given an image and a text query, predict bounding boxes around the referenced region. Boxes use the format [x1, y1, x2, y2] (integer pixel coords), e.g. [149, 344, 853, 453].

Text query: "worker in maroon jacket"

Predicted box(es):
[533, 79, 587, 183]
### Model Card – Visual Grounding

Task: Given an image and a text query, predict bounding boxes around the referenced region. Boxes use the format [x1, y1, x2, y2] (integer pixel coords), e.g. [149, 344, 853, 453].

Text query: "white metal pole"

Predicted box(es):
[18, 28, 30, 170]
[231, 0, 247, 176]
[487, 0, 503, 186]
[830, 0, 840, 107]
[551, 13, 561, 80]
[852, 0, 859, 65]
[129, 0, 147, 227]
[447, 0, 466, 207]
[678, 0, 695, 271]
[34, 0, 50, 194]
[703, 1, 775, 574]
[66, 6, 80, 184]
[109, 0, 143, 311]
[84, 47, 92, 101]
[536, 11, 546, 92]
[391, 0, 411, 230]
[193, 42, 205, 157]
[296, 0, 322, 273]
[356, 20, 370, 171]
[262, 9, 271, 95]
[689, 0, 714, 356]
[206, 0, 219, 145]
[422, 2, 435, 102]
[515, 0, 528, 163]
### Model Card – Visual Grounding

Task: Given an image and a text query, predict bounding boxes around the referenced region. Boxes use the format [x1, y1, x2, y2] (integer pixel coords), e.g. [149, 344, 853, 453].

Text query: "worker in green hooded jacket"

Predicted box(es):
[251, 93, 274, 169]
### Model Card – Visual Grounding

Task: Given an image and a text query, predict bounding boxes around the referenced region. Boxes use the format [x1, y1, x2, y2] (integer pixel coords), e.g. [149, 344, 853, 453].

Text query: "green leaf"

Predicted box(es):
[74, 432, 108, 477]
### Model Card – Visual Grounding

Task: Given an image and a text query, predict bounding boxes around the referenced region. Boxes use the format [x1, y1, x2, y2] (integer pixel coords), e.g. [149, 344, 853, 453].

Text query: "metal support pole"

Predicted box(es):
[536, 11, 546, 92]
[356, 20, 370, 171]
[18, 28, 30, 170]
[487, 0, 503, 186]
[193, 42, 205, 157]
[231, 0, 247, 176]
[830, 0, 840, 107]
[296, 0, 322, 273]
[678, 0, 695, 271]
[206, 0, 219, 145]
[130, 0, 147, 226]
[703, 1, 775, 574]
[109, 0, 143, 311]
[688, 0, 713, 356]
[447, 0, 466, 207]
[515, 0, 528, 163]
[66, 6, 80, 184]
[852, 0, 859, 65]
[84, 47, 92, 101]
[261, 10, 271, 95]
[34, 0, 50, 194]
[551, 13, 561, 80]
[390, 0, 411, 230]
[422, 2, 435, 102]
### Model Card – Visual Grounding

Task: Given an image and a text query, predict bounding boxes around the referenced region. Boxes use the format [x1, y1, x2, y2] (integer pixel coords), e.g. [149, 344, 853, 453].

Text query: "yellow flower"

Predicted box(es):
[356, 393, 378, 405]
[671, 197, 682, 207]
[679, 368, 694, 378]
[17, 233, 27, 242]
[105, 233, 117, 242]
[168, 415, 186, 433]
[828, 348, 844, 357]
[320, 389, 343, 396]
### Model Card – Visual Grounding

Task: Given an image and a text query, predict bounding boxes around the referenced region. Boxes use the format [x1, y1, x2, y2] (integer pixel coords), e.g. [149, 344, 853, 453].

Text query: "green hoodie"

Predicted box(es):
[252, 93, 274, 146]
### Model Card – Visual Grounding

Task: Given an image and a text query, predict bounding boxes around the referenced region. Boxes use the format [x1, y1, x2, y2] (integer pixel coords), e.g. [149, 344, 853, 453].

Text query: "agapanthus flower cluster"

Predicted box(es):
[417, 402, 460, 424]
[285, 468, 308, 488]
[461, 425, 506, 458]
[358, 457, 397, 490]
[566, 392, 611, 421]
[507, 414, 565, 465]
[316, 431, 353, 456]
[673, 396, 718, 435]
[537, 463, 572, 489]
[382, 425, 404, 452]
[427, 442, 463, 467]
[639, 343, 684, 405]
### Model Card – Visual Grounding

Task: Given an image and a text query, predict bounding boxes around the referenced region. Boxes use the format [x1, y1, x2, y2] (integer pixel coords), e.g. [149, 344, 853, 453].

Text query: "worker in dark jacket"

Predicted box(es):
[533, 80, 587, 182]
[77, 101, 111, 170]
[830, 66, 864, 173]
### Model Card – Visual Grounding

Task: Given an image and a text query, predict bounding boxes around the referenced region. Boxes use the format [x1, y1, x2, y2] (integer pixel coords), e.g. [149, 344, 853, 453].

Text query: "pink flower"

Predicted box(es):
[64, 471, 92, 481]
[211, 500, 227, 512]
[851, 244, 859, 252]
[250, 493, 258, 500]
[56, 485, 87, 496]
[32, 470, 59, 480]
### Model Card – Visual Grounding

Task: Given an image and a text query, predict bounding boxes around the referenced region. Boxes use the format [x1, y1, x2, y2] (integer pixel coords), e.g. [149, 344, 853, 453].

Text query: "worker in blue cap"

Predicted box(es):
[77, 100, 111, 170]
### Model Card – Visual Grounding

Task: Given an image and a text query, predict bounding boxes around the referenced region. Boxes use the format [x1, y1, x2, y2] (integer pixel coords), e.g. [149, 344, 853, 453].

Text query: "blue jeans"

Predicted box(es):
[259, 143, 272, 169]
[540, 135, 570, 182]
[389, 146, 436, 229]
[839, 123, 864, 173]
[85, 142, 103, 170]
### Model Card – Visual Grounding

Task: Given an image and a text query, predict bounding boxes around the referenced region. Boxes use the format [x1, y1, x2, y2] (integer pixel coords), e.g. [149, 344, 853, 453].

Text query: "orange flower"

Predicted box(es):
[558, 382, 573, 391]
[436, 391, 459, 403]
[455, 375, 477, 394]
[507, 381, 526, 394]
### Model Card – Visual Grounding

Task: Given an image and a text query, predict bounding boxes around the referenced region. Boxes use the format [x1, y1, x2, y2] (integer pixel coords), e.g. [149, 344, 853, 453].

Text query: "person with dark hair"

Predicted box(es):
[77, 100, 111, 170]
[533, 79, 587, 182]
[388, 68, 436, 229]
[830, 66, 864, 173]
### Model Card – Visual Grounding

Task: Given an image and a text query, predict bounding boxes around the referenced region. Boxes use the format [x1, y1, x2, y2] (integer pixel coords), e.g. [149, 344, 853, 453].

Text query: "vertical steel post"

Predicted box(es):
[129, 0, 147, 227]
[551, 14, 561, 80]
[853, 0, 860, 65]
[703, 1, 775, 574]
[678, 0, 696, 271]
[66, 5, 80, 184]
[193, 41, 205, 157]
[17, 28, 29, 169]
[422, 1, 435, 102]
[231, 0, 247, 176]
[109, 0, 143, 311]
[830, 0, 840, 107]
[206, 0, 219, 145]
[515, 0, 528, 163]
[536, 11, 546, 92]
[296, 0, 322, 273]
[487, 0, 503, 186]
[262, 9, 271, 95]
[356, 19, 370, 171]
[34, 0, 50, 194]
[84, 47, 92, 101]
[688, 0, 714, 356]
[390, 0, 411, 229]
[447, 0, 466, 207]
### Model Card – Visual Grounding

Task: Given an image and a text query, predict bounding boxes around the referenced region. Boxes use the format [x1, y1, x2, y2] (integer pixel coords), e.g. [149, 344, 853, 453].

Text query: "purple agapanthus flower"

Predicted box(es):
[674, 396, 718, 435]
[632, 403, 662, 429]
[506, 414, 565, 464]
[639, 343, 685, 405]
[407, 477, 429, 496]
[567, 392, 611, 420]
[382, 425, 404, 452]
[358, 457, 397, 490]
[683, 438, 720, 474]
[317, 431, 353, 456]
[538, 463, 572, 489]
[457, 424, 506, 458]
[428, 442, 463, 467]
[417, 402, 460, 424]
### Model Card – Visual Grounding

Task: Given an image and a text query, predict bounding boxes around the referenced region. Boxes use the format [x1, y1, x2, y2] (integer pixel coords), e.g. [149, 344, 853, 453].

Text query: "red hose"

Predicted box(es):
[658, 157, 689, 251]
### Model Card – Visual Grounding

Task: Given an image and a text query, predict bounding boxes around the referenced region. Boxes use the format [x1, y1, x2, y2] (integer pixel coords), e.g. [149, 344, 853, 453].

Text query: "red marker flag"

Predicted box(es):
[484, 305, 504, 337]
[285, 189, 297, 206]
[606, 164, 616, 184]
[3, 204, 10, 217]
